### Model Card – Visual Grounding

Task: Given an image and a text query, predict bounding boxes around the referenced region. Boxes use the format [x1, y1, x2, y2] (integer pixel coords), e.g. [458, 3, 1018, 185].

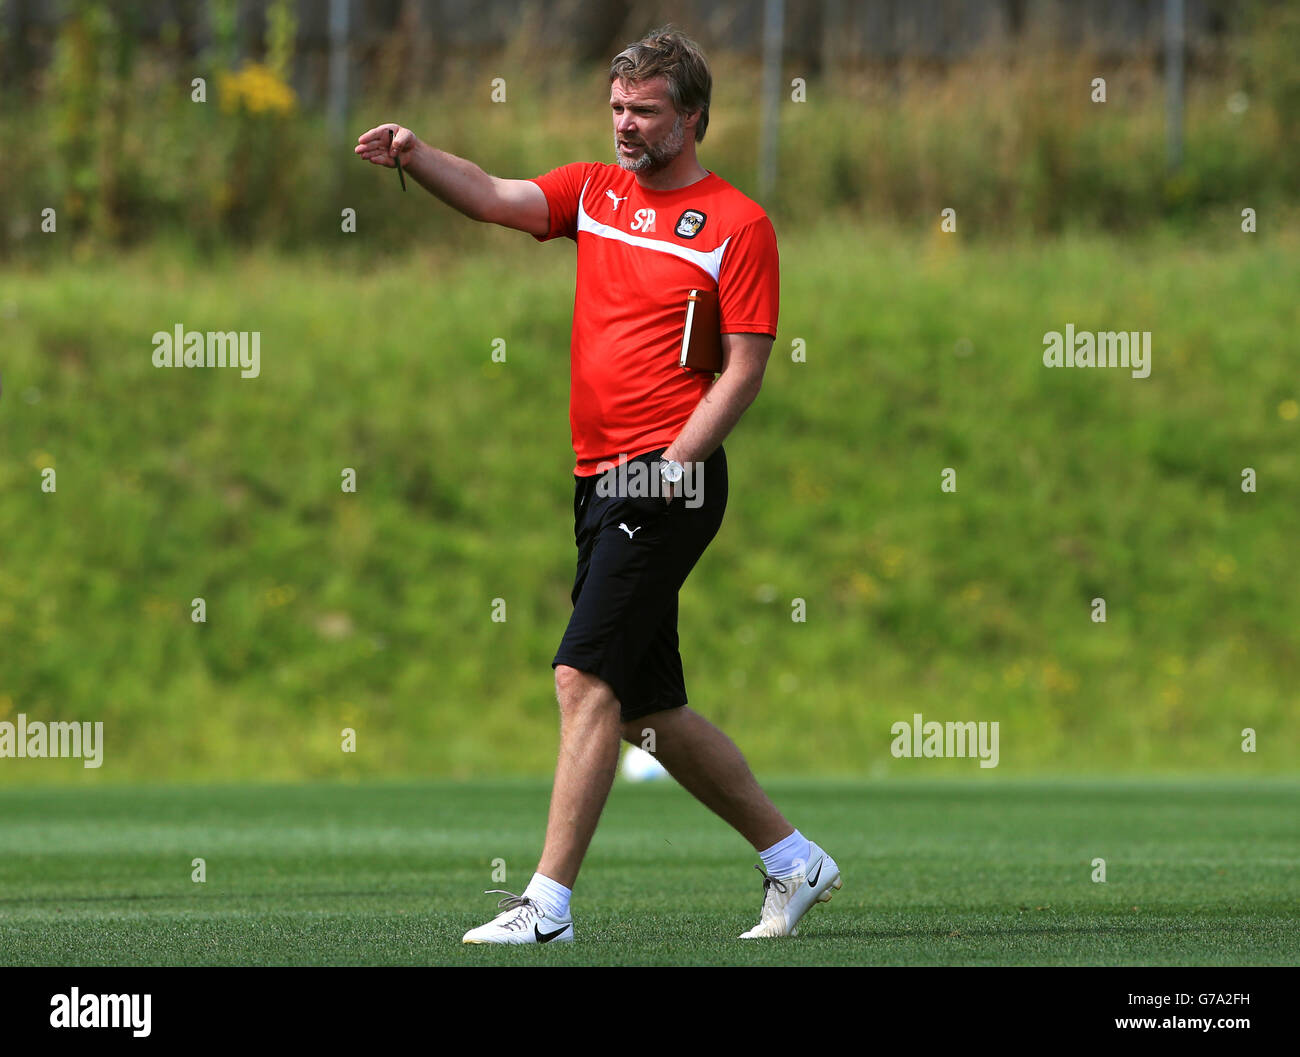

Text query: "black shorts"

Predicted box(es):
[552, 445, 728, 722]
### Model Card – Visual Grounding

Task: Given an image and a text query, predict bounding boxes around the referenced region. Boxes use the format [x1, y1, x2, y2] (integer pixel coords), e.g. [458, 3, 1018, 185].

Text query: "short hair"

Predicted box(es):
[609, 26, 712, 143]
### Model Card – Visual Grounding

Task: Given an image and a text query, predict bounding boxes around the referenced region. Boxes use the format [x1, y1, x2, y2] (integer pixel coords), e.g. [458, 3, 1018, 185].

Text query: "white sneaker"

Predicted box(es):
[739, 842, 842, 938]
[462, 890, 575, 945]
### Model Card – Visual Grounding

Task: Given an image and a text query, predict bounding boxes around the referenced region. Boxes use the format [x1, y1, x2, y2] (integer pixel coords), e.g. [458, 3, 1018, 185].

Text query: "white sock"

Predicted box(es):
[759, 830, 812, 880]
[523, 872, 571, 920]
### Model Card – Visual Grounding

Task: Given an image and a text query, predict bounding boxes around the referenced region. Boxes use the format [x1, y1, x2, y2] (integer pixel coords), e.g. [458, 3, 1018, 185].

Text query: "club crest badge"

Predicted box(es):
[674, 209, 707, 239]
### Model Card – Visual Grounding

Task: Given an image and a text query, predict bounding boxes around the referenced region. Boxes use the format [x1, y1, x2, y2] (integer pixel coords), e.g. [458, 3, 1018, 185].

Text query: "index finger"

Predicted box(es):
[356, 125, 394, 145]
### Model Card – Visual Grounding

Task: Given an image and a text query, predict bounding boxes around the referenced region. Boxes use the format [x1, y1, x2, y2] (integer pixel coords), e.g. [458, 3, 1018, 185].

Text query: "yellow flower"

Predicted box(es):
[1211, 555, 1236, 583]
[1041, 660, 1078, 694]
[142, 596, 177, 618]
[263, 584, 298, 608]
[1279, 399, 1298, 421]
[219, 63, 296, 117]
[880, 546, 904, 579]
[850, 571, 878, 601]
[262, 582, 297, 605]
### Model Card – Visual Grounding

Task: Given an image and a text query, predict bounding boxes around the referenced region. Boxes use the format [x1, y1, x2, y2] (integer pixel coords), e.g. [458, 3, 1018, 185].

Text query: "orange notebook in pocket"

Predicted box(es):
[679, 288, 722, 373]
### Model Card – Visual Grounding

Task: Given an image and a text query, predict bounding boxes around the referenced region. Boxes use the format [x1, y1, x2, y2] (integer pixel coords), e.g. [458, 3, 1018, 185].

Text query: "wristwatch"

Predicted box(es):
[659, 458, 684, 486]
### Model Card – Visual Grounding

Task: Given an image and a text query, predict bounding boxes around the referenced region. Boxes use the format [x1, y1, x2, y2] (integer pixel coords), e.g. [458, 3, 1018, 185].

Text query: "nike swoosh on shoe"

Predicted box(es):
[534, 922, 572, 943]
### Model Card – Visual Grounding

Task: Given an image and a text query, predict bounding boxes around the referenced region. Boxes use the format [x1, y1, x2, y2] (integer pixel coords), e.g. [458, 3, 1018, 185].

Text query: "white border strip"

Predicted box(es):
[576, 177, 730, 282]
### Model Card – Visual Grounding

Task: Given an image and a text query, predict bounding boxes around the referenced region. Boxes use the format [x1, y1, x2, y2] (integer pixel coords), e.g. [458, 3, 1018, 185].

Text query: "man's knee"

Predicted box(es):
[555, 664, 615, 714]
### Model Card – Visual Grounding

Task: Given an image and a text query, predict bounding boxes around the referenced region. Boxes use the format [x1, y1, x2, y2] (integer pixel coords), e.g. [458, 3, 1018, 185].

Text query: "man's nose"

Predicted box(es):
[616, 114, 637, 134]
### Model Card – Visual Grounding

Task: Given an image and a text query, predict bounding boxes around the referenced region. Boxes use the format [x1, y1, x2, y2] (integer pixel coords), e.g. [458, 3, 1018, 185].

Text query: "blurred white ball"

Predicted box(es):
[621, 745, 669, 782]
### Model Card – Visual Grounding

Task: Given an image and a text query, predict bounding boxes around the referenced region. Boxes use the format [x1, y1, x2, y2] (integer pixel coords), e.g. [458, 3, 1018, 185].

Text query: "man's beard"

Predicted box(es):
[615, 113, 686, 173]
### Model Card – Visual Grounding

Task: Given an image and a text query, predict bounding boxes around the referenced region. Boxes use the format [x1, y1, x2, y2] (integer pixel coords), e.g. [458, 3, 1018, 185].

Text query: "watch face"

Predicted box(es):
[660, 460, 684, 483]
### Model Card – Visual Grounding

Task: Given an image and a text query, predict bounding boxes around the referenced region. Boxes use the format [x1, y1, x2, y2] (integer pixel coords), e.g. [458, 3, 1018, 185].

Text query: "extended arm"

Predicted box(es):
[355, 123, 550, 236]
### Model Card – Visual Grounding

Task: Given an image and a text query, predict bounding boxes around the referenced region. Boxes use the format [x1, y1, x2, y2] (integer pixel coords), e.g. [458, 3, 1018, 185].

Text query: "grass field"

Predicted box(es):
[1, 777, 1295, 966]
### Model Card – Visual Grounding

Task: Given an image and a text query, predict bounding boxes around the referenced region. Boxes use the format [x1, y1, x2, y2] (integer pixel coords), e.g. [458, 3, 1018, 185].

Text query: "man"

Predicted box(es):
[356, 27, 841, 943]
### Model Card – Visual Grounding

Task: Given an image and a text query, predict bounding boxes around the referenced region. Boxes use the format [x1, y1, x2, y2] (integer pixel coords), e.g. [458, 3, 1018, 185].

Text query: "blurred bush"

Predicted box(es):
[2, 4, 1298, 258]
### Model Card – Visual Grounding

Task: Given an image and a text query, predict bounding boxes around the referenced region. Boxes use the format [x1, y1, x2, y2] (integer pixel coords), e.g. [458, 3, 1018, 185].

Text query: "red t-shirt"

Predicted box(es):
[530, 162, 780, 476]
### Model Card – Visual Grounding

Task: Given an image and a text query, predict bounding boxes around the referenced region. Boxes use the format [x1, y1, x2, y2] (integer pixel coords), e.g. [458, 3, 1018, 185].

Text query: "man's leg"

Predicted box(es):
[621, 706, 792, 851]
[536, 665, 623, 888]
[536, 449, 715, 890]
[462, 664, 619, 945]
[622, 705, 843, 939]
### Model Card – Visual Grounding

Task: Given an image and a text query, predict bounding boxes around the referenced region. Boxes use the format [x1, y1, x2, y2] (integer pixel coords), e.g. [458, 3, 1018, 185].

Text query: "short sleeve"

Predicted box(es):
[718, 216, 779, 337]
[528, 162, 593, 242]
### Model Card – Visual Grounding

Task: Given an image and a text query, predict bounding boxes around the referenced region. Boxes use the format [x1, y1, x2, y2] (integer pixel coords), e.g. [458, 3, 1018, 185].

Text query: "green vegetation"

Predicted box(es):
[0, 779, 1295, 966]
[4, 3, 1300, 257]
[3, 225, 1296, 781]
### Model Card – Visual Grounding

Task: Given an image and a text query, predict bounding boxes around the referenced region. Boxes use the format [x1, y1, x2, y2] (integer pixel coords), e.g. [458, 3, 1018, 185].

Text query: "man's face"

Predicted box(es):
[610, 76, 688, 174]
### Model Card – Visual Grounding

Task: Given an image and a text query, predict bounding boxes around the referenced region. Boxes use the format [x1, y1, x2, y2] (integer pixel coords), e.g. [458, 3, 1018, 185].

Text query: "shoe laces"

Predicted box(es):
[483, 889, 537, 932]
[754, 864, 792, 915]
[753, 864, 790, 896]
[749, 865, 793, 929]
